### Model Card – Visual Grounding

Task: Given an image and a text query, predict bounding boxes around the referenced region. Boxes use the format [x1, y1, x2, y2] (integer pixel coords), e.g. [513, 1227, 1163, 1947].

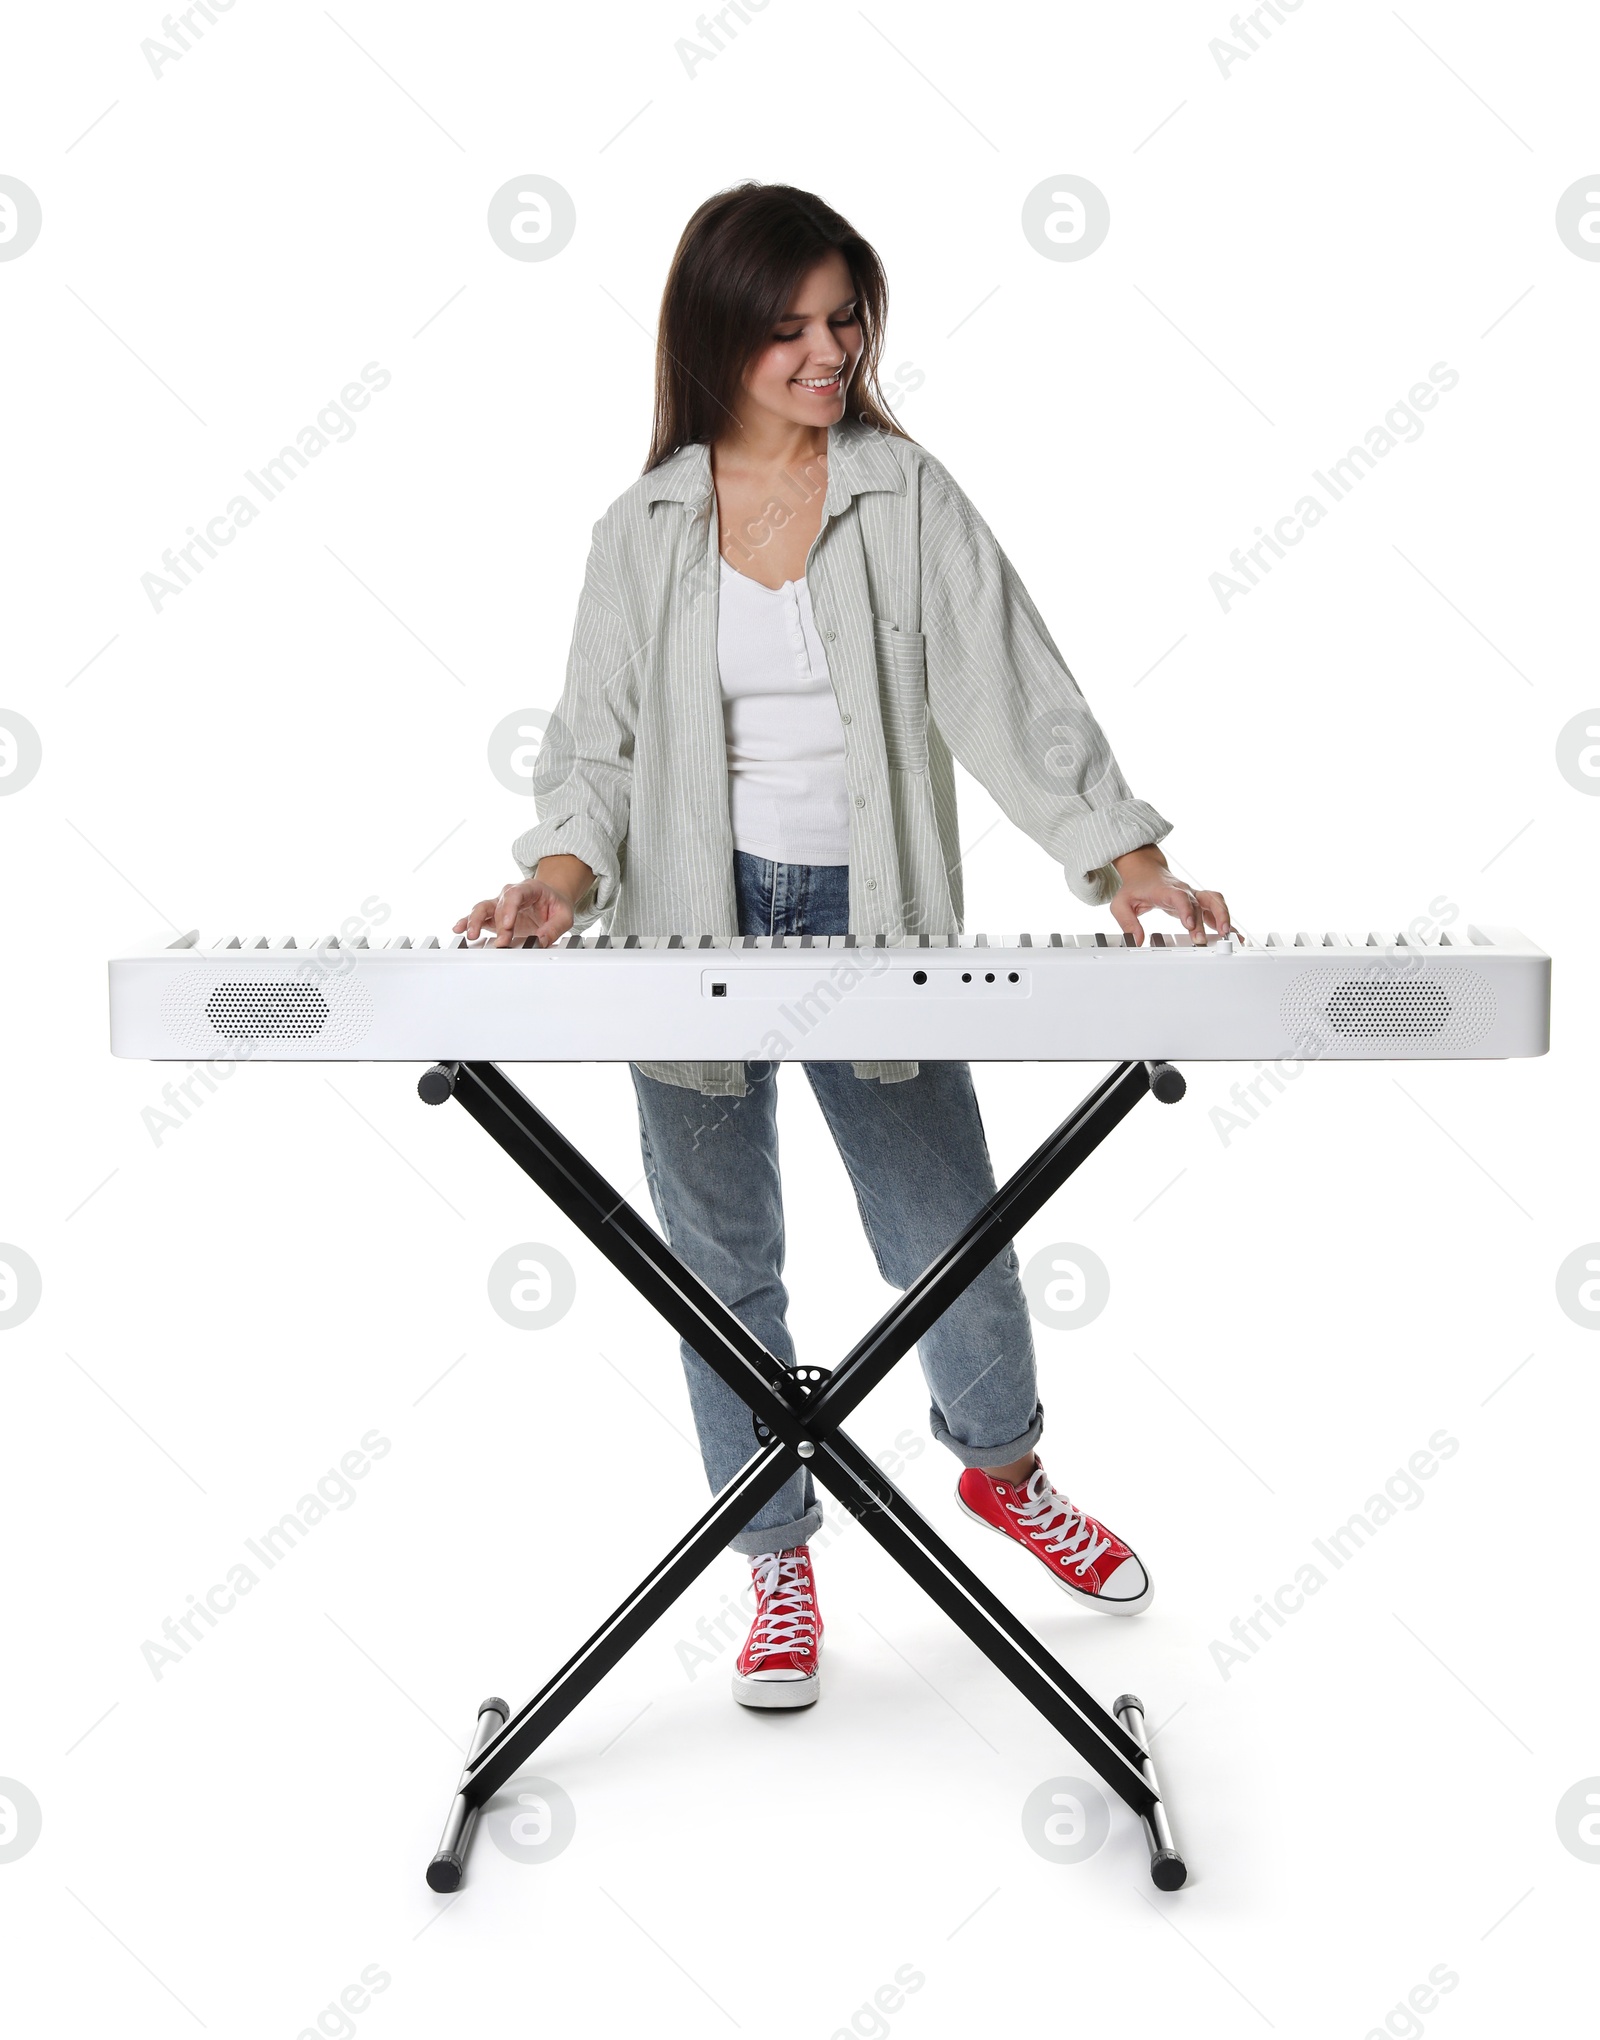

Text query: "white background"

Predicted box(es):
[2, 2, 1597, 2034]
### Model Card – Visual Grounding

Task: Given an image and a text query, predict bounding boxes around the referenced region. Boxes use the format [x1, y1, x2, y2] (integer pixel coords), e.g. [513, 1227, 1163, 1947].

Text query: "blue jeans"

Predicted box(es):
[630, 849, 1043, 1555]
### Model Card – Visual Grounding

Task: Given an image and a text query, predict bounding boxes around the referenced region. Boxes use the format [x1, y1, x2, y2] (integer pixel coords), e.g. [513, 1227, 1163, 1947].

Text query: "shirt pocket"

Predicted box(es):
[871, 615, 930, 774]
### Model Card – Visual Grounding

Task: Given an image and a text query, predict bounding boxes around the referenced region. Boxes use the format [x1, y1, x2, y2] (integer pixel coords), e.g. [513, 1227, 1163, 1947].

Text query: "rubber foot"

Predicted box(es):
[426, 1854, 463, 1894]
[1150, 1849, 1187, 1891]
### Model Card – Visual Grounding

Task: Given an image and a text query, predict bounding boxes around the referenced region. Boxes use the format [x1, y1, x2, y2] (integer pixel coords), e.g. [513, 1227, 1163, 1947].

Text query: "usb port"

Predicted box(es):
[711, 982, 727, 998]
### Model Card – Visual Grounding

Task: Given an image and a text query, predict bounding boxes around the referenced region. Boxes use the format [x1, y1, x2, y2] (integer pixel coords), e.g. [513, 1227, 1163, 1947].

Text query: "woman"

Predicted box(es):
[456, 183, 1231, 1712]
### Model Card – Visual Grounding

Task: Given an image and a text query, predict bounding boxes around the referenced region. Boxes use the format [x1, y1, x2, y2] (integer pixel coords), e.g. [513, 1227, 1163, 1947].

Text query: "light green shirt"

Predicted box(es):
[513, 418, 1172, 1096]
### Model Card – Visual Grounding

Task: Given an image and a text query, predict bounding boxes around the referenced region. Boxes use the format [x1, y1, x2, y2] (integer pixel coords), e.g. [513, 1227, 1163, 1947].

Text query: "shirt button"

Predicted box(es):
[854, 795, 866, 808]
[841, 711, 852, 724]
[866, 878, 877, 890]
[824, 629, 837, 642]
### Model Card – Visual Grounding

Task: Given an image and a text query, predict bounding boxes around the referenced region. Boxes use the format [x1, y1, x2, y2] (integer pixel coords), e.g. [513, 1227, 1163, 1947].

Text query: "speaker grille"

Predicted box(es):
[204, 981, 329, 1038]
[160, 968, 373, 1052]
[1280, 964, 1494, 1054]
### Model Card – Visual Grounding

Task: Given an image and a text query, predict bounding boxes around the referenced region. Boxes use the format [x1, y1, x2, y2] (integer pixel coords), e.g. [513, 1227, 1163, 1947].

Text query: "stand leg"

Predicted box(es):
[808, 1060, 1154, 1435]
[427, 1697, 508, 1893]
[1114, 1694, 1187, 1890]
[457, 1443, 798, 1811]
[812, 1430, 1154, 1810]
[441, 1060, 810, 1448]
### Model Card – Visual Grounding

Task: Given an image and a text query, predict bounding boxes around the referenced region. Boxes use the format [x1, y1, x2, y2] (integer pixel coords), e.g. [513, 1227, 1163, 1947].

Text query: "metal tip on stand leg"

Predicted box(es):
[1145, 1061, 1186, 1104]
[418, 1062, 460, 1106]
[425, 1696, 509, 1892]
[1114, 1693, 1188, 1891]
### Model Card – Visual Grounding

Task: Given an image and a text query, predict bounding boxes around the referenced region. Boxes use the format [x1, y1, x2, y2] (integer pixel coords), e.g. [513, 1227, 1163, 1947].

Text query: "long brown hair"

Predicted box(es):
[645, 182, 913, 472]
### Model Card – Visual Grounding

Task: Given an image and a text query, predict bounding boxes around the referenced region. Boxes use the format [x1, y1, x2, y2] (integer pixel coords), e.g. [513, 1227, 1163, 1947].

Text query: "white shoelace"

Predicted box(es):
[748, 1549, 817, 1656]
[1009, 1469, 1111, 1576]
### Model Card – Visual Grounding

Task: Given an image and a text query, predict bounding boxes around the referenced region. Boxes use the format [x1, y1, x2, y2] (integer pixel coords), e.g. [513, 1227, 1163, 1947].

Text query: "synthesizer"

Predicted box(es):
[108, 925, 1550, 1062]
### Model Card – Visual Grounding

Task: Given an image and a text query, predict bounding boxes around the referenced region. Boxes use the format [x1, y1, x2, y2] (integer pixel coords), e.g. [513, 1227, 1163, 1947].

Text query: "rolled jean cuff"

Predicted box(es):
[927, 1399, 1044, 1471]
[727, 1498, 823, 1558]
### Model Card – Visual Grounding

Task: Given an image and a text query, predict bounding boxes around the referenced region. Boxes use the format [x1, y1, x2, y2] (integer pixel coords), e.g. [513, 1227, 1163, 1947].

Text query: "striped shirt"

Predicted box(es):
[513, 418, 1172, 1096]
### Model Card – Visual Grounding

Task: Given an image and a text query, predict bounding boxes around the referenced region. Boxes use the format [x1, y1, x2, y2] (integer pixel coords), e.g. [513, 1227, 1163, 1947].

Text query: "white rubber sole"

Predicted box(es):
[732, 1668, 820, 1709]
[954, 1491, 1154, 1615]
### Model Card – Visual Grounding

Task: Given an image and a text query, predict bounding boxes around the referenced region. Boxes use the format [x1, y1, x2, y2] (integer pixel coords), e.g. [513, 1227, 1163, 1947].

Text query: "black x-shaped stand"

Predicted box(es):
[418, 1056, 1188, 1892]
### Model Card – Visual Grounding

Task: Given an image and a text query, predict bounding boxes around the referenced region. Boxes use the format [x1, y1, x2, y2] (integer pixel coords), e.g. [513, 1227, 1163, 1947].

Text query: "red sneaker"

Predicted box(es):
[732, 1545, 824, 1709]
[956, 1459, 1153, 1613]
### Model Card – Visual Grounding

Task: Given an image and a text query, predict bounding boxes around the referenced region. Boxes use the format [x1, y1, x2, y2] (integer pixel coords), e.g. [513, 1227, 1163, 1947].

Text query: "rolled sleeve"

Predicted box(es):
[509, 518, 640, 923]
[918, 459, 1173, 906]
[1058, 794, 1175, 906]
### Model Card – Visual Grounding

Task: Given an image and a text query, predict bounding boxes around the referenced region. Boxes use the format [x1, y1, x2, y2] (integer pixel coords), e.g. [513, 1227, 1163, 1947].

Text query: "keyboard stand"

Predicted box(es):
[419, 1056, 1189, 1894]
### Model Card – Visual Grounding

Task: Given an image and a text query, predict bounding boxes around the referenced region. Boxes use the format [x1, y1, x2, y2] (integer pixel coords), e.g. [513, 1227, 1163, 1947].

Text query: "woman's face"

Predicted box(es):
[739, 250, 864, 433]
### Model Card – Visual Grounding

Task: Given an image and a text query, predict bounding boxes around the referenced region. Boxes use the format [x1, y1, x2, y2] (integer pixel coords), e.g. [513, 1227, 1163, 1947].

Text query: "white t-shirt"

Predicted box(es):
[717, 555, 851, 866]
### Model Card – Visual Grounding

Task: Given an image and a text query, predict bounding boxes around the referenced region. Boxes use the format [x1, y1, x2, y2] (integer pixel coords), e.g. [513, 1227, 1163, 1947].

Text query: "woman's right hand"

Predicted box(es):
[453, 877, 577, 949]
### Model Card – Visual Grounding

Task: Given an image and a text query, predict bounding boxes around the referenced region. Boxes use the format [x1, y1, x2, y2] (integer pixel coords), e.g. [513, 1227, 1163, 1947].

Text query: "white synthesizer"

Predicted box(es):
[108, 925, 1550, 1062]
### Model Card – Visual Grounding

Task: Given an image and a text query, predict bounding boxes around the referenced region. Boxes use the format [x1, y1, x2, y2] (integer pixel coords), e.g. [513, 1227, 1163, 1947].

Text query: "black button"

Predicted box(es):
[913, 969, 927, 985]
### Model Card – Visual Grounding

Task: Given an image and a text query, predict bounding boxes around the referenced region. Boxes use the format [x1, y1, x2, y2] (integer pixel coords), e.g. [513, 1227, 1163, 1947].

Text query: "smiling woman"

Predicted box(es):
[454, 179, 1231, 1713]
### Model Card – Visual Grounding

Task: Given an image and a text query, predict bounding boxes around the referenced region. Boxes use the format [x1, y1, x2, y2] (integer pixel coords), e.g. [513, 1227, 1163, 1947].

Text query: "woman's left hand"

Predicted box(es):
[1109, 845, 1232, 946]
